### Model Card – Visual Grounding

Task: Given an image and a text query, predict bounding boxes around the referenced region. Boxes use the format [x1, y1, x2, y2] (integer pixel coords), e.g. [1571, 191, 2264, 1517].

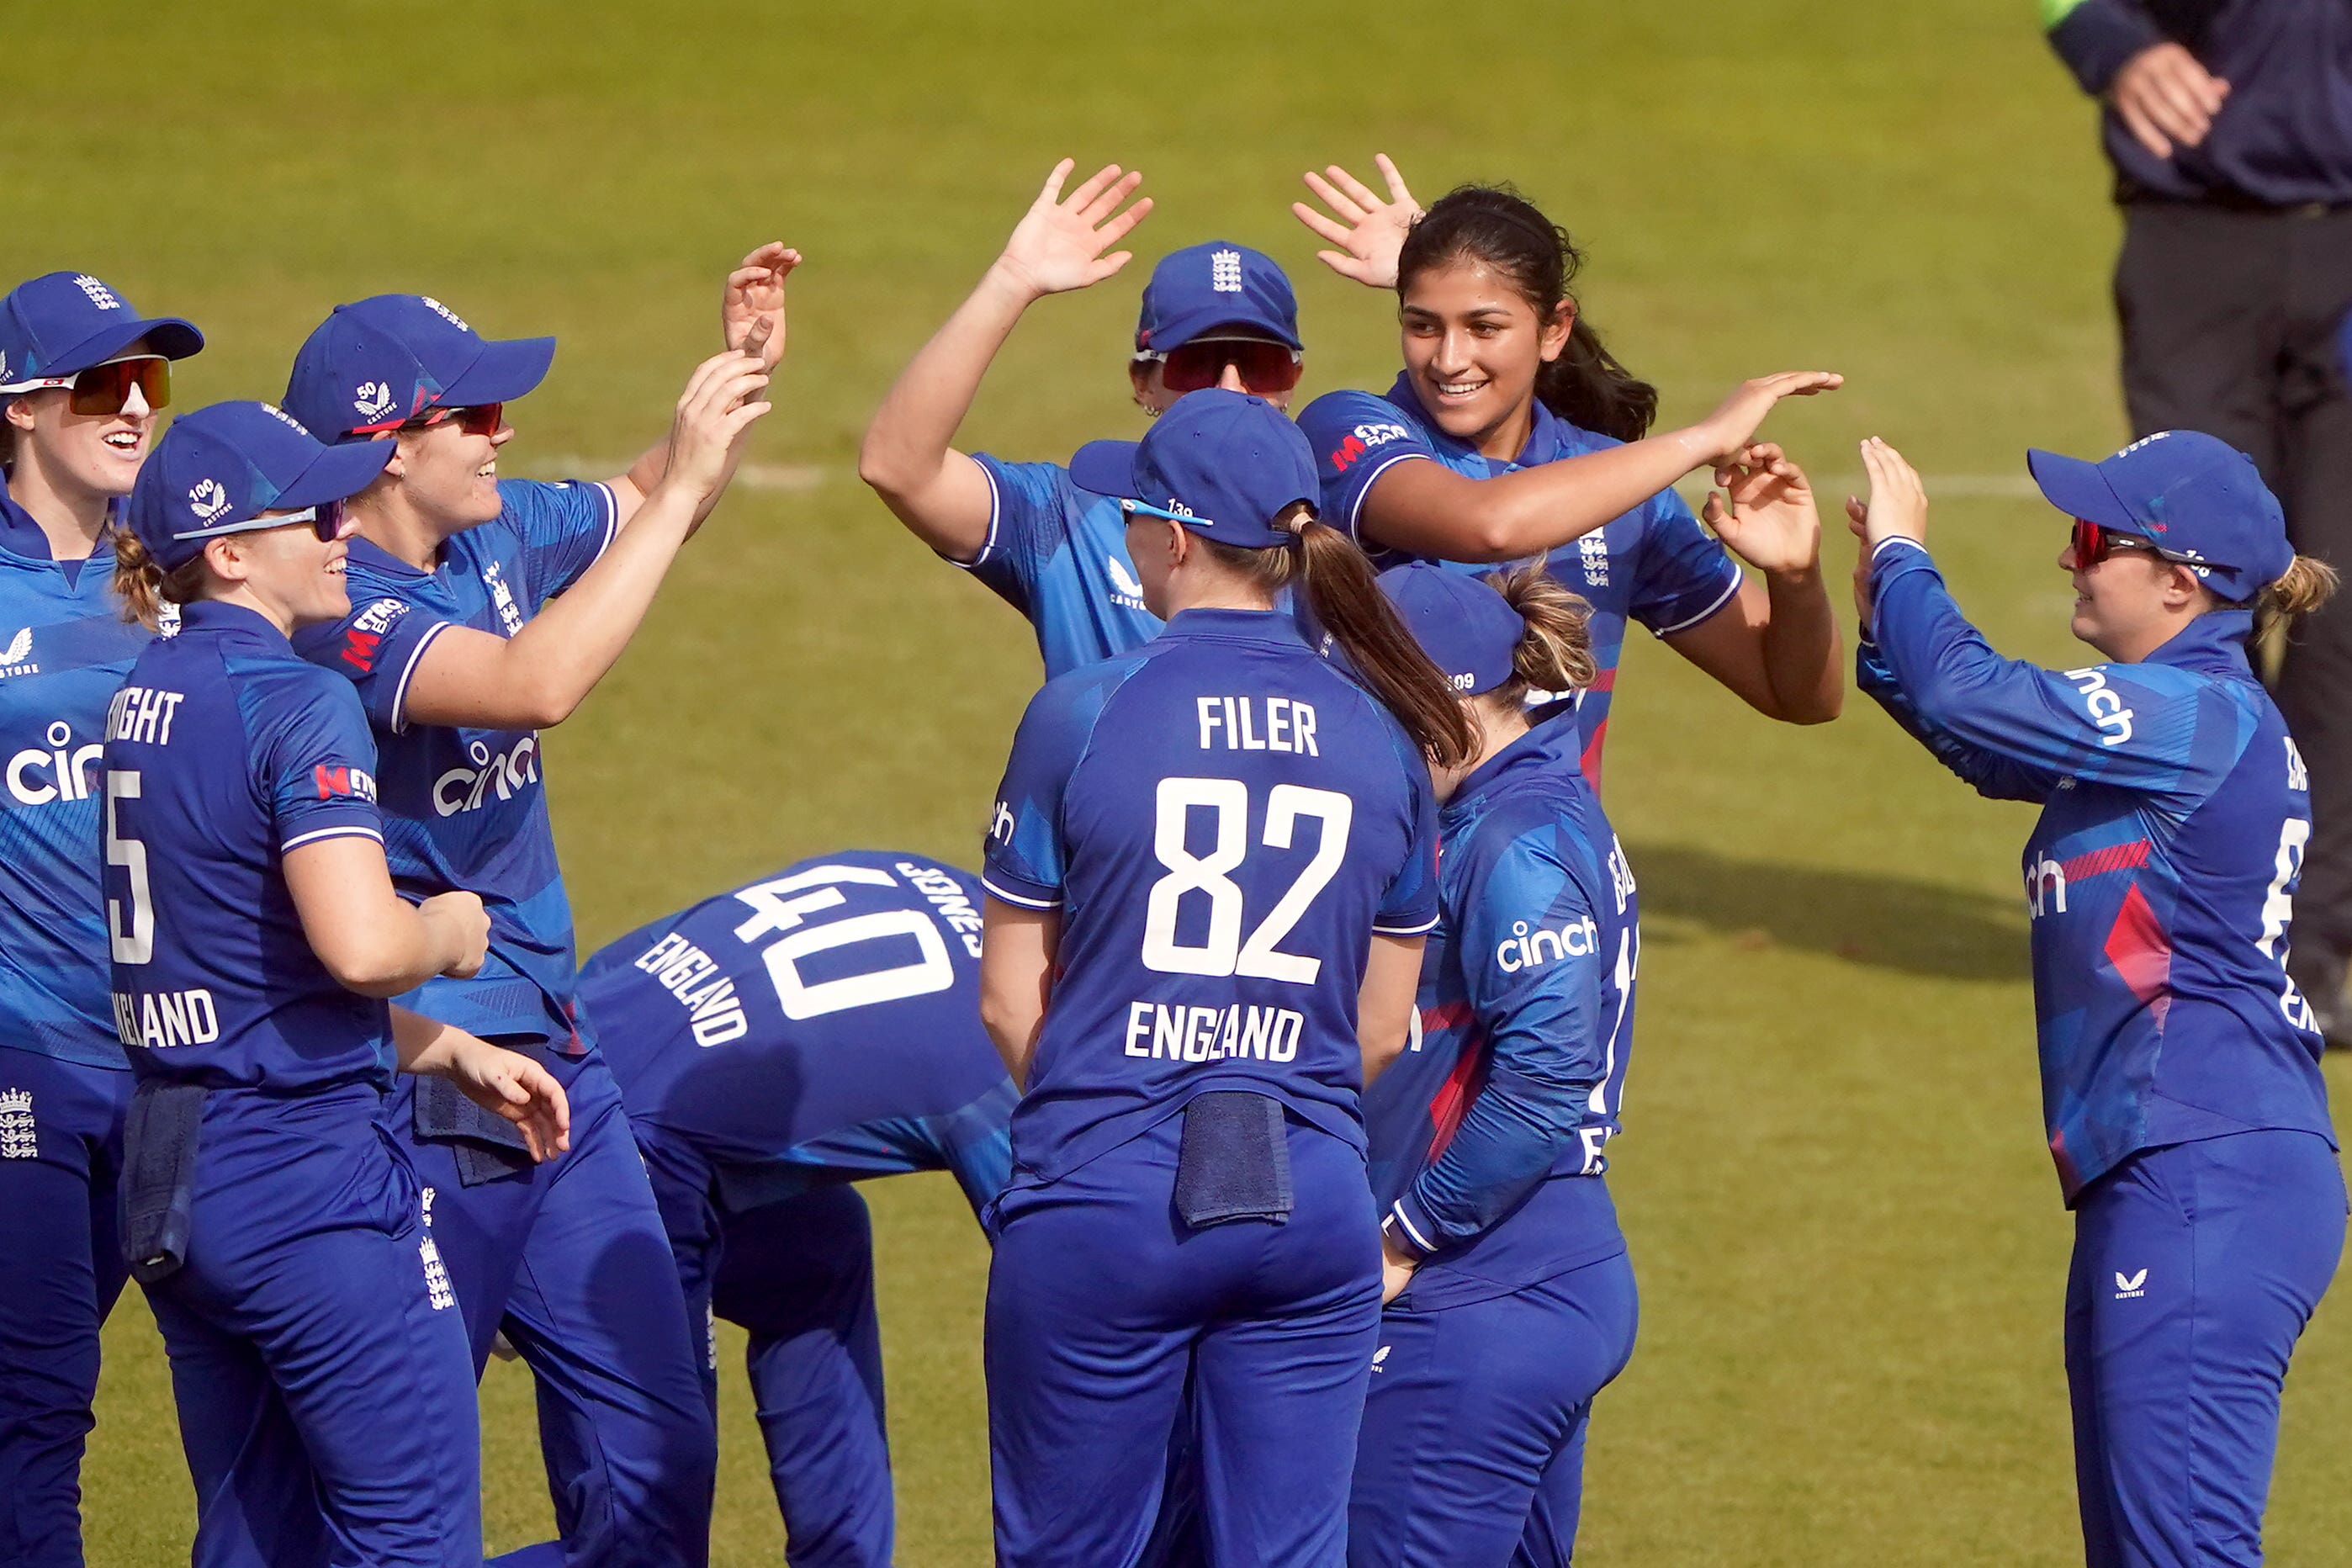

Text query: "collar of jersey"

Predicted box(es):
[344, 532, 438, 580]
[1444, 724, 1560, 823]
[1158, 604, 1311, 646]
[0, 479, 119, 573]
[1385, 372, 1578, 470]
[179, 597, 293, 647]
[2141, 608, 2256, 676]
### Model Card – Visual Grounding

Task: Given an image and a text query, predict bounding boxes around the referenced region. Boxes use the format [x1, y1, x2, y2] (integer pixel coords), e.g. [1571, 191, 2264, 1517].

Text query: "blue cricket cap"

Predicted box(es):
[1070, 389, 1318, 549]
[128, 401, 393, 571]
[1134, 241, 1301, 356]
[1378, 561, 1523, 696]
[283, 294, 554, 442]
[0, 272, 203, 390]
[2027, 430, 2292, 602]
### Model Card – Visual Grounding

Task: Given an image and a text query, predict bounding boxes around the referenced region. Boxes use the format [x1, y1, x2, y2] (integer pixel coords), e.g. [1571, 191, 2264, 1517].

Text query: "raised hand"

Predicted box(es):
[1857, 437, 1929, 550]
[992, 160, 1153, 301]
[1689, 371, 1843, 465]
[662, 349, 773, 503]
[1702, 442, 1821, 575]
[1843, 494, 1875, 627]
[1293, 154, 1422, 289]
[723, 243, 802, 371]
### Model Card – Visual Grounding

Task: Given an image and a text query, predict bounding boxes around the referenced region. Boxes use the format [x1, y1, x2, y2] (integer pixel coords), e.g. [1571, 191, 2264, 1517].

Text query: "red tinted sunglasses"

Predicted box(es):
[1145, 338, 1302, 396]
[400, 401, 504, 437]
[5, 356, 172, 416]
[2071, 516, 2166, 565]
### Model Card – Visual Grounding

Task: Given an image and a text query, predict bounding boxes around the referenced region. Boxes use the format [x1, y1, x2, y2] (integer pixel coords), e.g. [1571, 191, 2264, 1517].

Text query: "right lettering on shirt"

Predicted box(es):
[103, 685, 187, 747]
[1195, 696, 1318, 755]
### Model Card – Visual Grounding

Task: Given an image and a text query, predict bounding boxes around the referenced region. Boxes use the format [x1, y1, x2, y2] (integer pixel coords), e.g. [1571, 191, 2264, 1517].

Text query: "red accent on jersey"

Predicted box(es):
[340, 628, 381, 674]
[2104, 881, 2174, 1025]
[2062, 839, 2152, 882]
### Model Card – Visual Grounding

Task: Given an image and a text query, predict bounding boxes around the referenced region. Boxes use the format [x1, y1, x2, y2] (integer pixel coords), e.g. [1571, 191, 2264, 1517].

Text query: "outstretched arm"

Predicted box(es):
[860, 161, 1153, 562]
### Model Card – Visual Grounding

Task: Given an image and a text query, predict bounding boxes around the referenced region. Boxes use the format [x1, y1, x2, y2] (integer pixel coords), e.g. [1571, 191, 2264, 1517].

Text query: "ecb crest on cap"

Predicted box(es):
[1211, 249, 1243, 293]
[72, 275, 120, 311]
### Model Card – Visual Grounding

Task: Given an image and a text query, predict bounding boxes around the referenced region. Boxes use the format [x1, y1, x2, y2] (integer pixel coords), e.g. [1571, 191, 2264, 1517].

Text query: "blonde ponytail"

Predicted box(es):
[113, 528, 206, 629]
[1483, 564, 1596, 704]
[2254, 554, 2339, 648]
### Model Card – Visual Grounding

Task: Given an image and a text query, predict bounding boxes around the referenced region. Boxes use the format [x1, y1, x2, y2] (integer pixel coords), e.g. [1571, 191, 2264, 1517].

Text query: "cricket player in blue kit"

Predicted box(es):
[1351, 564, 1639, 1568]
[977, 389, 1472, 1567]
[578, 850, 1013, 1568]
[104, 400, 567, 1568]
[1290, 168, 1845, 784]
[1853, 431, 2344, 1566]
[861, 159, 1306, 678]
[0, 270, 203, 1568]
[279, 259, 790, 1568]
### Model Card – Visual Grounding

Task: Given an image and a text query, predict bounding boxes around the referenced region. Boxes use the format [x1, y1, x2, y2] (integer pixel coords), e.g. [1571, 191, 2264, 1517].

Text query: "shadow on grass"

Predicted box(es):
[1625, 841, 2026, 983]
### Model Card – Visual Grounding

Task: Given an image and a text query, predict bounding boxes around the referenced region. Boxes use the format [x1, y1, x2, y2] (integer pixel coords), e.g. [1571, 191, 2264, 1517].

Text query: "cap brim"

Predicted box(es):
[2026, 448, 2136, 529]
[1069, 438, 1142, 500]
[438, 335, 555, 407]
[1147, 306, 1302, 353]
[278, 438, 396, 510]
[50, 315, 206, 374]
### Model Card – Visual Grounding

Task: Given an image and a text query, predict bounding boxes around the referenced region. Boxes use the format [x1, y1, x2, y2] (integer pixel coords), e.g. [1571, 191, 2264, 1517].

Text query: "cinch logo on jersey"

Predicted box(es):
[2026, 850, 2068, 917]
[8, 720, 103, 807]
[337, 597, 409, 675]
[629, 930, 749, 1046]
[988, 798, 1014, 845]
[110, 987, 222, 1050]
[1327, 421, 1409, 473]
[313, 763, 378, 803]
[433, 734, 538, 816]
[1196, 696, 1318, 753]
[1495, 914, 1602, 973]
[2063, 667, 2135, 748]
[896, 859, 985, 957]
[1122, 1000, 1305, 1063]
[103, 685, 188, 746]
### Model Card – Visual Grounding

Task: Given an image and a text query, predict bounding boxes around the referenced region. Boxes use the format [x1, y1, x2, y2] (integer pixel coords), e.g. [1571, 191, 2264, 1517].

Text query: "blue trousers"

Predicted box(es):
[146, 1089, 480, 1568]
[2066, 1130, 2347, 1567]
[1346, 1248, 1638, 1568]
[0, 1046, 131, 1568]
[405, 1051, 715, 1568]
[985, 1116, 1381, 1568]
[636, 1128, 895, 1568]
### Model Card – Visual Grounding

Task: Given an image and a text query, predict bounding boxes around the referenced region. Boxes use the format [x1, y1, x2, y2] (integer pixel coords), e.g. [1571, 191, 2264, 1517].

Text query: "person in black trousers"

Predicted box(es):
[2048, 0, 2352, 1040]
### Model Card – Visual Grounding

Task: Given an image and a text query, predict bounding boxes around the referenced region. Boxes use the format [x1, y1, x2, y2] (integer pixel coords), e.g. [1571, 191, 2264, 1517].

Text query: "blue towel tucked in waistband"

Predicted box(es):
[121, 1079, 206, 1284]
[1173, 1090, 1292, 1229]
[413, 1073, 534, 1186]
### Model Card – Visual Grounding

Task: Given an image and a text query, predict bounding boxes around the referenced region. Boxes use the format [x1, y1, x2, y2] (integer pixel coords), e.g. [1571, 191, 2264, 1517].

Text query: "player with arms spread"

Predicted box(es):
[978, 389, 1468, 1565]
[105, 402, 566, 1567]
[1350, 563, 1641, 1568]
[1854, 430, 2343, 1566]
[0, 269, 203, 1568]
[861, 160, 1309, 677]
[580, 850, 1012, 1568]
[1293, 162, 1843, 784]
[279, 254, 788, 1568]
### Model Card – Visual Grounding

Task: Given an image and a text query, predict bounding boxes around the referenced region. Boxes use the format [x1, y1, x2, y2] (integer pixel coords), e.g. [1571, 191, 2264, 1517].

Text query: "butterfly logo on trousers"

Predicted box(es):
[2114, 1269, 2148, 1299]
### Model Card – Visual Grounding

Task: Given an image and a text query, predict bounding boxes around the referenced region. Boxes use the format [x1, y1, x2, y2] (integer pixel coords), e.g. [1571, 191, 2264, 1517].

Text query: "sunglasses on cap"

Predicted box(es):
[172, 500, 347, 546]
[1137, 338, 1302, 397]
[0, 355, 171, 416]
[396, 401, 504, 437]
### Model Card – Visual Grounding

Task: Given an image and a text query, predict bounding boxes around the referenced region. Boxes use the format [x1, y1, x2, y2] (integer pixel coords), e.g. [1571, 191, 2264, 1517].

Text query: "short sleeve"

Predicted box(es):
[254, 670, 385, 854]
[963, 457, 1078, 617]
[1629, 489, 1743, 638]
[982, 665, 1125, 908]
[1297, 391, 1438, 545]
[1374, 747, 1441, 936]
[294, 591, 452, 734]
[499, 479, 619, 606]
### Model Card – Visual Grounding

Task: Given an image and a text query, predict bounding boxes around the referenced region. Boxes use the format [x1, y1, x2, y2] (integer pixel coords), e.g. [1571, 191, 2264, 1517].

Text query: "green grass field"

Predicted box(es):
[13, 1, 2352, 1560]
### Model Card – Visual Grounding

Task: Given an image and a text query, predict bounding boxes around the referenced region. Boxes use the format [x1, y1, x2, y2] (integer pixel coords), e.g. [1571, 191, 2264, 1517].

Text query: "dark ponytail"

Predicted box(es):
[1396, 185, 1659, 443]
[1200, 508, 1476, 769]
[113, 527, 206, 628]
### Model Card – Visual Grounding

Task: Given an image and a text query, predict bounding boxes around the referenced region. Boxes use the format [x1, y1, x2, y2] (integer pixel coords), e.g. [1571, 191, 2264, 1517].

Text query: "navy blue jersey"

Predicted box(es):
[294, 479, 617, 1048]
[1296, 376, 1743, 787]
[101, 601, 389, 1092]
[0, 489, 159, 1069]
[1862, 540, 2335, 1200]
[1364, 733, 1639, 1308]
[961, 456, 1163, 678]
[585, 850, 1014, 1213]
[983, 606, 1439, 1186]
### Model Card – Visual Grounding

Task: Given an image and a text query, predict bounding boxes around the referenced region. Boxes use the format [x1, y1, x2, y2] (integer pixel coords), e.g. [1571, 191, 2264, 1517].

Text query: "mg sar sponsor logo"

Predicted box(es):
[1327, 421, 1409, 472]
